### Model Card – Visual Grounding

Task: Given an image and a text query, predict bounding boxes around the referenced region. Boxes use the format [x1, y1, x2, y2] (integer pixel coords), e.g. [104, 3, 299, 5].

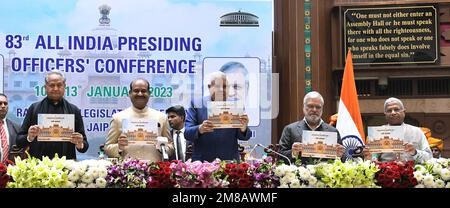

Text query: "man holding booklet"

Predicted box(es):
[185, 72, 250, 162]
[365, 97, 432, 163]
[279, 91, 344, 164]
[16, 71, 88, 160]
[105, 78, 173, 161]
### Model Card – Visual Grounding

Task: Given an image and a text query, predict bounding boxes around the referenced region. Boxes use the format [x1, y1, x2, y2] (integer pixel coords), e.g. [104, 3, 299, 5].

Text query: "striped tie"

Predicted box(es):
[0, 120, 8, 162]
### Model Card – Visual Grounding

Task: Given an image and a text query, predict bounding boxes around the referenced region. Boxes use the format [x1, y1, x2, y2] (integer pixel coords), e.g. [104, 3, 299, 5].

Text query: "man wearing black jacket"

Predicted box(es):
[16, 71, 88, 159]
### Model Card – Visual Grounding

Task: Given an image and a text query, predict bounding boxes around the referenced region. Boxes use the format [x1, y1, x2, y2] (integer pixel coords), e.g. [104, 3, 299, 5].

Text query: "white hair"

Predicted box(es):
[45, 70, 66, 84]
[384, 97, 404, 110]
[303, 91, 324, 106]
[207, 71, 227, 86]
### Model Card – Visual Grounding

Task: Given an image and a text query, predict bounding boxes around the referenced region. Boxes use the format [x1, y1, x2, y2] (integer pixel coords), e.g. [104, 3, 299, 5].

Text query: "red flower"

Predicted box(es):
[0, 163, 7, 174]
[238, 163, 250, 170]
[375, 161, 416, 188]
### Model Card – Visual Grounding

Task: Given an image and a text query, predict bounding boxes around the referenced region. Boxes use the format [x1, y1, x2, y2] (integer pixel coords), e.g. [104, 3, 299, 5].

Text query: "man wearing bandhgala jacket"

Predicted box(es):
[185, 72, 251, 162]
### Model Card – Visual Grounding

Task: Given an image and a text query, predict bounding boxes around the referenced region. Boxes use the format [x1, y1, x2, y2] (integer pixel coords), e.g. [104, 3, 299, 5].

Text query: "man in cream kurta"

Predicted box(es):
[105, 79, 173, 161]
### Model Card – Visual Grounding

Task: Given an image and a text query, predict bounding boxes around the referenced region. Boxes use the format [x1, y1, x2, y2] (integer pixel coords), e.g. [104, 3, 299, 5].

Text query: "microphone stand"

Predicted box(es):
[248, 143, 292, 166]
[161, 144, 169, 161]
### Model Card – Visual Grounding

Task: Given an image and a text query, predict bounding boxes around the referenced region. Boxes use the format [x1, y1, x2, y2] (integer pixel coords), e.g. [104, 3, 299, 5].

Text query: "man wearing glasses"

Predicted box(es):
[279, 91, 344, 164]
[371, 97, 432, 163]
[16, 70, 89, 159]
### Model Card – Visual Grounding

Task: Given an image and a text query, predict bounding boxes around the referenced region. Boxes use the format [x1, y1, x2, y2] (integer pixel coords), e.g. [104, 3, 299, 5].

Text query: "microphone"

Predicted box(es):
[248, 143, 292, 166]
[156, 137, 169, 161]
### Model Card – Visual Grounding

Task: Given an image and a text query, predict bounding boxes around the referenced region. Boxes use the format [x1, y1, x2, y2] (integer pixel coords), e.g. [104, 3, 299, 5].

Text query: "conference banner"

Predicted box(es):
[0, 0, 275, 159]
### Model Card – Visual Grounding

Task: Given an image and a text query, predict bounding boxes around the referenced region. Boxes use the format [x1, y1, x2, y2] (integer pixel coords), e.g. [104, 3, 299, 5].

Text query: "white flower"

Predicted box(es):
[81, 173, 94, 184]
[88, 168, 100, 179]
[97, 168, 108, 178]
[275, 165, 287, 177]
[423, 174, 435, 188]
[280, 176, 290, 186]
[415, 184, 425, 188]
[414, 171, 424, 182]
[414, 165, 426, 173]
[432, 165, 443, 175]
[306, 165, 316, 175]
[298, 168, 310, 180]
[435, 179, 445, 188]
[278, 184, 289, 188]
[65, 181, 76, 188]
[64, 160, 76, 170]
[86, 183, 97, 188]
[445, 183, 450, 188]
[95, 178, 107, 188]
[77, 183, 87, 188]
[290, 179, 301, 188]
[440, 169, 450, 181]
[315, 181, 325, 188]
[284, 172, 296, 182]
[68, 171, 80, 182]
[307, 176, 317, 186]
[437, 158, 449, 167]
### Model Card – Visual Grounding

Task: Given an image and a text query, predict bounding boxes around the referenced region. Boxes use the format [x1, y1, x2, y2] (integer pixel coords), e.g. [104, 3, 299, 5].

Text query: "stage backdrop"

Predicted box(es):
[0, 0, 274, 160]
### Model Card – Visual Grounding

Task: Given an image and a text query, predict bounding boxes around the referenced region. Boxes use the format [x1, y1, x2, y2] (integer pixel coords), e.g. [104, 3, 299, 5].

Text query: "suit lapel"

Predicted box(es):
[296, 121, 305, 138]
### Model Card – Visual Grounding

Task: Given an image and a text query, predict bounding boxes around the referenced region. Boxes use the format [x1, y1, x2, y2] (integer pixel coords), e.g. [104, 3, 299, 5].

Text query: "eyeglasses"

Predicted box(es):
[305, 104, 322, 110]
[385, 108, 404, 114]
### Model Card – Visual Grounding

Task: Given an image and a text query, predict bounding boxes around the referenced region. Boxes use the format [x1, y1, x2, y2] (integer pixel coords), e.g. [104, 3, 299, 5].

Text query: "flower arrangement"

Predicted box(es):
[414, 158, 450, 188]
[66, 160, 111, 188]
[7, 155, 70, 188]
[106, 159, 149, 188]
[170, 159, 224, 188]
[0, 160, 13, 188]
[274, 164, 319, 188]
[375, 160, 417, 188]
[314, 159, 379, 188]
[220, 162, 254, 188]
[147, 161, 176, 188]
[250, 156, 280, 188]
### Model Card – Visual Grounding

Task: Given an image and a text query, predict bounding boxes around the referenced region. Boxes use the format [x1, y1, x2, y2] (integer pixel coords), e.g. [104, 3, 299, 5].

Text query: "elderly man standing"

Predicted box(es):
[16, 71, 88, 160]
[105, 78, 173, 161]
[185, 71, 250, 162]
[371, 97, 432, 163]
[279, 91, 344, 164]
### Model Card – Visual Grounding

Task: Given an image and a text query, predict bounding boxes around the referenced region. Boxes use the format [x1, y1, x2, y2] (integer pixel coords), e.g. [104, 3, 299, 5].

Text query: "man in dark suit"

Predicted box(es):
[279, 91, 344, 164]
[0, 93, 21, 162]
[166, 105, 190, 161]
[185, 72, 251, 162]
[16, 71, 89, 160]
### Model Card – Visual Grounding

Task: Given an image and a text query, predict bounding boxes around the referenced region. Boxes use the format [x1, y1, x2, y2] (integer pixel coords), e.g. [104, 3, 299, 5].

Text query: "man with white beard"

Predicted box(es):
[279, 91, 344, 164]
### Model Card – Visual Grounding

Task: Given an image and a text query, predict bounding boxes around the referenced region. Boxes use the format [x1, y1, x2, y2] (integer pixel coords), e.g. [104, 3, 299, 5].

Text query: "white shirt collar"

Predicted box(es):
[303, 118, 324, 131]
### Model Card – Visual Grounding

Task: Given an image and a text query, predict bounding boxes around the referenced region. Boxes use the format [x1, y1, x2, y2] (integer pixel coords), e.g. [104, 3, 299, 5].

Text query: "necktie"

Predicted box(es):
[0, 120, 8, 162]
[175, 130, 184, 161]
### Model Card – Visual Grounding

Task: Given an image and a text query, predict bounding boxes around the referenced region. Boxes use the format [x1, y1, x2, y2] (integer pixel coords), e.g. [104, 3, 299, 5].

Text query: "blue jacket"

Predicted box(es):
[185, 96, 251, 162]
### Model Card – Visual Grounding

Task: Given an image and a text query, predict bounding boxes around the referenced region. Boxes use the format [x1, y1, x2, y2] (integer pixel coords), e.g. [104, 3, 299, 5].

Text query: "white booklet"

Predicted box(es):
[122, 118, 158, 144]
[367, 126, 404, 153]
[38, 114, 74, 142]
[207, 101, 244, 129]
[301, 130, 338, 159]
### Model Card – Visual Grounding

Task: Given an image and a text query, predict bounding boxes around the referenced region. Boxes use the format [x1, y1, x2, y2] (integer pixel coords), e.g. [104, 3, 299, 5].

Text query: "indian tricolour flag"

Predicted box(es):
[336, 50, 365, 160]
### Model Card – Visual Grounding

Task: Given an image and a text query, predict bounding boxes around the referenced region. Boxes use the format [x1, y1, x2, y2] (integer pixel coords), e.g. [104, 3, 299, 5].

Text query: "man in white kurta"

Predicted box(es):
[377, 97, 432, 163]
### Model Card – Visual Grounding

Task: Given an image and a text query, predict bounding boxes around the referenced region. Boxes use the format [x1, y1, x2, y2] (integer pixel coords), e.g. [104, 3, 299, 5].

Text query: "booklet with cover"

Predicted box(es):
[301, 130, 338, 159]
[122, 118, 158, 144]
[38, 114, 74, 142]
[207, 101, 244, 129]
[367, 126, 405, 153]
